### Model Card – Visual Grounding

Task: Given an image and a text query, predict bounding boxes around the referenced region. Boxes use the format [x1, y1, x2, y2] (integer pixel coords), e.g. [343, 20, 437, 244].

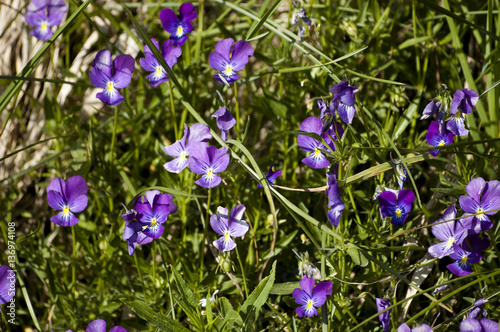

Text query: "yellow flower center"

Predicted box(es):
[63, 206, 70, 215]
[41, 22, 48, 31]
[107, 82, 114, 91]
[477, 207, 484, 215]
[461, 255, 468, 264]
[224, 231, 231, 240]
[151, 218, 157, 227]
[447, 237, 454, 247]
[206, 168, 214, 180]
[314, 149, 321, 156]
[176, 25, 184, 37]
[438, 140, 445, 147]
[306, 300, 313, 308]
[179, 151, 187, 160]
[224, 65, 233, 76]
[395, 208, 402, 217]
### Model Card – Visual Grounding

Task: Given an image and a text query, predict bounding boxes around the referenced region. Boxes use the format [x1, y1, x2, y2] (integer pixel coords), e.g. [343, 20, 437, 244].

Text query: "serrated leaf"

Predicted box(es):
[269, 282, 300, 295]
[121, 299, 190, 332]
[240, 261, 276, 324]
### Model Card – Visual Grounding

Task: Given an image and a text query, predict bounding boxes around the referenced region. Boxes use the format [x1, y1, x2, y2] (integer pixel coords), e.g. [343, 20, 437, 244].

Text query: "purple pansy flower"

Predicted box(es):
[86, 318, 127, 332]
[460, 318, 499, 332]
[451, 89, 479, 115]
[376, 298, 391, 332]
[25, 0, 68, 40]
[428, 205, 469, 259]
[0, 265, 16, 311]
[459, 177, 500, 233]
[446, 113, 469, 136]
[189, 145, 230, 188]
[446, 245, 482, 276]
[209, 38, 254, 84]
[211, 107, 236, 142]
[159, 3, 197, 46]
[469, 298, 488, 320]
[397, 323, 432, 332]
[378, 189, 415, 226]
[420, 100, 442, 120]
[139, 38, 182, 87]
[121, 207, 153, 256]
[292, 277, 332, 318]
[297, 116, 342, 169]
[463, 232, 491, 253]
[257, 164, 282, 188]
[326, 166, 345, 227]
[426, 121, 453, 157]
[135, 190, 177, 239]
[163, 123, 212, 174]
[47, 175, 88, 227]
[329, 80, 359, 124]
[89, 50, 135, 106]
[210, 205, 249, 252]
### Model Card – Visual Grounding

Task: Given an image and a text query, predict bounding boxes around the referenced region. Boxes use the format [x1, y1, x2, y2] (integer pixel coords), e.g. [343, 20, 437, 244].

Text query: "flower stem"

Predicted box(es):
[234, 82, 240, 133]
[152, 240, 157, 291]
[235, 246, 249, 298]
[71, 226, 76, 291]
[158, 242, 176, 320]
[168, 80, 178, 139]
[110, 106, 119, 168]
[200, 188, 212, 280]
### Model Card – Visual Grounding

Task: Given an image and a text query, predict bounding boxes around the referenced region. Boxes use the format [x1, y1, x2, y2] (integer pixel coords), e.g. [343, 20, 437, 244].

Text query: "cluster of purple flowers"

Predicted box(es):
[423, 88, 479, 156]
[121, 190, 177, 255]
[376, 297, 433, 331]
[428, 177, 500, 276]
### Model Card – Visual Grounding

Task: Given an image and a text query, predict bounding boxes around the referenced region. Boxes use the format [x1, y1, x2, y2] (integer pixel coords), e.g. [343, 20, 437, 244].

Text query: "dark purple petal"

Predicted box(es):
[134, 200, 153, 219]
[96, 88, 124, 106]
[68, 195, 88, 213]
[378, 191, 397, 217]
[481, 180, 500, 209]
[47, 178, 66, 194]
[299, 277, 315, 297]
[230, 40, 254, 71]
[300, 116, 322, 135]
[213, 236, 236, 252]
[143, 38, 161, 56]
[465, 178, 486, 202]
[111, 68, 132, 89]
[209, 52, 230, 72]
[65, 175, 88, 204]
[301, 152, 330, 169]
[397, 189, 415, 212]
[89, 68, 111, 89]
[421, 100, 441, 120]
[214, 38, 234, 60]
[109, 327, 127, 332]
[311, 280, 332, 306]
[212, 107, 237, 131]
[171, 34, 189, 47]
[465, 233, 491, 252]
[480, 319, 499, 332]
[179, 2, 197, 22]
[292, 288, 310, 306]
[327, 207, 343, 227]
[162, 40, 182, 67]
[337, 104, 356, 124]
[447, 259, 472, 277]
[142, 223, 164, 239]
[47, 190, 65, 210]
[459, 318, 481, 332]
[86, 319, 106, 332]
[450, 89, 464, 115]
[50, 211, 79, 227]
[113, 54, 135, 76]
[0, 266, 15, 305]
[92, 50, 112, 76]
[329, 81, 348, 96]
[376, 298, 391, 332]
[160, 8, 180, 33]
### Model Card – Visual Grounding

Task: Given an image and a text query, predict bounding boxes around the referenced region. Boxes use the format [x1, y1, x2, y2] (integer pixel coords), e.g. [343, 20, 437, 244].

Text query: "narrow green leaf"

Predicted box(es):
[245, 0, 283, 40]
[392, 91, 421, 141]
[397, 36, 432, 50]
[240, 261, 276, 323]
[270, 282, 300, 295]
[346, 246, 369, 267]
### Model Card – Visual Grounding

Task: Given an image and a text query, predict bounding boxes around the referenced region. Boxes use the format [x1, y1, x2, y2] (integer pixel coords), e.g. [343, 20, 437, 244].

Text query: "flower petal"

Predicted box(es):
[112, 68, 132, 89]
[213, 236, 236, 252]
[179, 2, 197, 22]
[230, 40, 254, 71]
[209, 52, 230, 72]
[164, 157, 189, 174]
[195, 174, 222, 188]
[480, 318, 499, 332]
[65, 175, 88, 204]
[397, 189, 415, 212]
[210, 211, 228, 235]
[186, 123, 212, 146]
[109, 327, 128, 332]
[301, 152, 330, 169]
[0, 266, 15, 304]
[89, 68, 111, 89]
[312, 280, 332, 306]
[96, 88, 124, 106]
[459, 195, 480, 214]
[465, 177, 486, 202]
[292, 288, 310, 306]
[50, 211, 79, 227]
[92, 50, 112, 76]
[214, 38, 234, 60]
[160, 8, 180, 33]
[68, 195, 88, 213]
[299, 277, 315, 297]
[47, 190, 65, 210]
[86, 319, 107, 332]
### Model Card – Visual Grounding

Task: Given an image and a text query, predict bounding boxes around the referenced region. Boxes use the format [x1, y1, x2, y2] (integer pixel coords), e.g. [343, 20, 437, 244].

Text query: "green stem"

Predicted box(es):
[200, 188, 212, 280]
[134, 253, 145, 291]
[234, 82, 240, 133]
[235, 246, 249, 298]
[168, 80, 178, 139]
[110, 106, 119, 167]
[71, 226, 76, 291]
[158, 243, 176, 320]
[321, 232, 328, 332]
[152, 240, 157, 291]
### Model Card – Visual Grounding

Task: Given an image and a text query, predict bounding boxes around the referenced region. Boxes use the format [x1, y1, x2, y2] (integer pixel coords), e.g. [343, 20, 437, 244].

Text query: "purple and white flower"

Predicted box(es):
[459, 177, 500, 233]
[292, 277, 332, 317]
[121, 207, 153, 256]
[376, 298, 391, 332]
[163, 123, 212, 174]
[329, 80, 359, 124]
[89, 50, 135, 106]
[25, 0, 68, 40]
[378, 189, 415, 226]
[257, 164, 282, 188]
[0, 265, 16, 311]
[189, 145, 230, 188]
[446, 245, 482, 276]
[446, 113, 469, 137]
[159, 3, 197, 46]
[139, 38, 182, 87]
[459, 317, 499, 332]
[47, 175, 88, 227]
[135, 190, 177, 239]
[326, 166, 345, 227]
[426, 121, 453, 156]
[420, 100, 442, 120]
[451, 89, 479, 115]
[211, 107, 236, 142]
[209, 38, 254, 84]
[210, 205, 249, 252]
[428, 205, 469, 259]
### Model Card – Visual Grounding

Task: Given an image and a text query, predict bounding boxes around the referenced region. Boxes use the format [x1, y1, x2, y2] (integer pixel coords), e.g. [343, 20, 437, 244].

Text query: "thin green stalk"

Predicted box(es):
[235, 246, 249, 298]
[152, 240, 157, 291]
[168, 80, 178, 139]
[321, 232, 328, 332]
[234, 82, 240, 133]
[110, 106, 119, 167]
[194, 0, 204, 63]
[71, 226, 76, 290]
[134, 253, 146, 291]
[158, 243, 176, 320]
[200, 188, 212, 280]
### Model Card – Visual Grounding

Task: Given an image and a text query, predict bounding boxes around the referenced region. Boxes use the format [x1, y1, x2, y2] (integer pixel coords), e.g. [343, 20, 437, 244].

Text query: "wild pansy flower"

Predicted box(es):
[160, 3, 197, 46]
[139, 39, 182, 87]
[378, 189, 415, 226]
[376, 298, 391, 332]
[135, 190, 177, 239]
[189, 145, 230, 188]
[420, 100, 442, 120]
[0, 265, 16, 311]
[292, 277, 332, 318]
[89, 50, 135, 106]
[446, 245, 482, 276]
[469, 298, 488, 320]
[459, 318, 499, 332]
[446, 112, 469, 137]
[210, 205, 249, 252]
[25, 0, 68, 40]
[397, 323, 432, 332]
[163, 123, 212, 173]
[428, 205, 469, 259]
[459, 177, 500, 233]
[291, 8, 311, 38]
[121, 206, 153, 256]
[451, 89, 479, 115]
[463, 232, 491, 253]
[257, 164, 282, 188]
[329, 80, 359, 124]
[47, 175, 88, 227]
[426, 121, 453, 156]
[209, 38, 254, 84]
[211, 107, 236, 142]
[326, 165, 345, 227]
[297, 116, 341, 169]
[86, 319, 127, 332]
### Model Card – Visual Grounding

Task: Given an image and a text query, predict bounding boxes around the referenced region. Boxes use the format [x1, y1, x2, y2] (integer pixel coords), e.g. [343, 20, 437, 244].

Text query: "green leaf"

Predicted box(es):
[245, 0, 283, 40]
[346, 246, 369, 267]
[171, 268, 204, 330]
[121, 299, 190, 332]
[392, 91, 421, 141]
[270, 282, 300, 295]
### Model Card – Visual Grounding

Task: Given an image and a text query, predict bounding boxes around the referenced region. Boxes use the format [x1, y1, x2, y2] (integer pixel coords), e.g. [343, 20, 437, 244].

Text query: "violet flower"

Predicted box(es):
[397, 323, 432, 332]
[326, 166, 345, 227]
[446, 113, 469, 137]
[378, 189, 415, 226]
[446, 245, 481, 276]
[25, 0, 68, 40]
[469, 298, 488, 320]
[428, 205, 469, 259]
[86, 319, 127, 332]
[292, 277, 332, 317]
[426, 121, 453, 156]
[47, 175, 88, 227]
[459, 177, 500, 233]
[459, 318, 499, 332]
[257, 164, 282, 188]
[163, 123, 212, 174]
[291, 8, 311, 38]
[463, 232, 491, 253]
[297, 116, 341, 169]
[451, 89, 479, 115]
[189, 145, 230, 188]
[135, 190, 177, 239]
[209, 38, 254, 84]
[159, 3, 197, 46]
[121, 207, 153, 256]
[139, 38, 182, 87]
[210, 205, 249, 252]
[0, 265, 16, 310]
[89, 50, 135, 106]
[376, 298, 391, 332]
[420, 100, 442, 120]
[329, 80, 359, 124]
[211, 107, 236, 142]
